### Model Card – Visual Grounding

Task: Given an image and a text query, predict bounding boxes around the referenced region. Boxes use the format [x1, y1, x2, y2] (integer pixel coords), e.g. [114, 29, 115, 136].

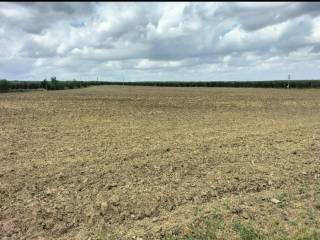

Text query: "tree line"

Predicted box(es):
[1, 78, 320, 92]
[103, 80, 320, 88]
[0, 77, 106, 92]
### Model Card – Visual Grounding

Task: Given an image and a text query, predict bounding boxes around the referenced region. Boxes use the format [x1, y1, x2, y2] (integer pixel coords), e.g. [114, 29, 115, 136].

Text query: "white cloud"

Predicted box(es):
[0, 2, 320, 81]
[308, 17, 320, 43]
[135, 59, 186, 69]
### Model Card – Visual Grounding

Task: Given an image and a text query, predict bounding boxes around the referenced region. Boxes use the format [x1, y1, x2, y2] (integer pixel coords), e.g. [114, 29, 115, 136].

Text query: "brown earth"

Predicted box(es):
[0, 86, 320, 239]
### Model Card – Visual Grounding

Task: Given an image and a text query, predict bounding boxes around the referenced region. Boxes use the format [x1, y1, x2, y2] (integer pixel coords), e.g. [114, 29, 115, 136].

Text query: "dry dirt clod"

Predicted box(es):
[107, 183, 118, 190]
[152, 217, 159, 222]
[110, 196, 120, 206]
[100, 202, 109, 215]
[270, 198, 281, 204]
[231, 207, 243, 215]
[45, 188, 56, 196]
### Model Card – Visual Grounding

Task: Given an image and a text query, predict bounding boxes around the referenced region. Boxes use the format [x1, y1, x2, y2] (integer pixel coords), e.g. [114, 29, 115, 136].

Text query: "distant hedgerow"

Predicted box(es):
[2, 79, 320, 93]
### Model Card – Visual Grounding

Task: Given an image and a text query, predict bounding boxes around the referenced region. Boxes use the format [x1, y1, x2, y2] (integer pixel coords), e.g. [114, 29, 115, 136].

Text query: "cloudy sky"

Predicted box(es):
[1, 2, 320, 81]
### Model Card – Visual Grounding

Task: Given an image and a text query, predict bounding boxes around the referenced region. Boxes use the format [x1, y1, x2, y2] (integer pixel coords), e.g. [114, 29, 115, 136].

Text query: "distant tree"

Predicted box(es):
[49, 76, 61, 90]
[40, 78, 49, 90]
[0, 79, 10, 92]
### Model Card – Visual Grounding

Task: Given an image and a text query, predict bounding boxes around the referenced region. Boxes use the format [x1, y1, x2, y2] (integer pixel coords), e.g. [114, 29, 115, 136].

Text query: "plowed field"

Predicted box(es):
[1, 86, 320, 239]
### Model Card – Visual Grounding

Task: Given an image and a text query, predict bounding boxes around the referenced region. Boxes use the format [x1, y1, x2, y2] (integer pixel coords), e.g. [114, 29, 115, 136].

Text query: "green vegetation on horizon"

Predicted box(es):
[1, 78, 320, 92]
[0, 77, 106, 92]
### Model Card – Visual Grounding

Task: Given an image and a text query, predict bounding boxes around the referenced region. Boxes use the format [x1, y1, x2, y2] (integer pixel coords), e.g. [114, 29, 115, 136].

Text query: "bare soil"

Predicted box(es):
[1, 86, 320, 239]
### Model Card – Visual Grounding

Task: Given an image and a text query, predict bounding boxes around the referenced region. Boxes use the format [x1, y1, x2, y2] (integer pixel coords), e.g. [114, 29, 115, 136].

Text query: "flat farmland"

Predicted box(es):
[1, 86, 320, 240]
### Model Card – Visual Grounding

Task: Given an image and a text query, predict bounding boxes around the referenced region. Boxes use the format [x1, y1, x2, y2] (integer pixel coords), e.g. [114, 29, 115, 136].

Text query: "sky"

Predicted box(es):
[1, 2, 320, 82]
